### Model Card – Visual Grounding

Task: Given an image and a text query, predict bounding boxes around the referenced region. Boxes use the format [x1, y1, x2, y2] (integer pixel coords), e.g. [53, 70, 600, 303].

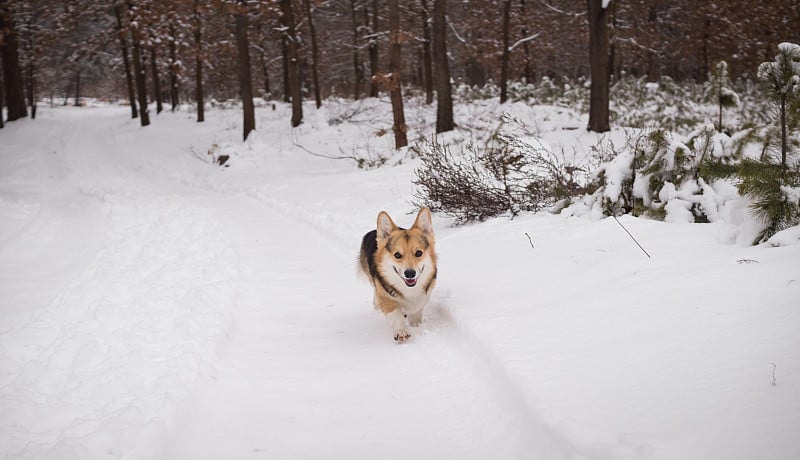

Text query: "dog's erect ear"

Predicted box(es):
[412, 207, 433, 236]
[376, 211, 397, 240]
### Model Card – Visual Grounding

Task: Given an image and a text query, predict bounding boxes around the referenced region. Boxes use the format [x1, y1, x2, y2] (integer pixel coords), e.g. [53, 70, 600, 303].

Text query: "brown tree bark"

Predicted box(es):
[499, 0, 511, 103]
[74, 70, 80, 106]
[387, 0, 407, 149]
[128, 1, 150, 126]
[280, 0, 303, 127]
[0, 58, 4, 128]
[168, 24, 179, 111]
[520, 0, 533, 82]
[432, 0, 453, 133]
[368, 0, 380, 98]
[193, 0, 204, 122]
[418, 0, 433, 105]
[303, 0, 322, 108]
[235, 0, 256, 141]
[150, 46, 163, 114]
[281, 35, 290, 102]
[114, 5, 138, 118]
[0, 0, 28, 121]
[21, 13, 35, 119]
[586, 0, 611, 133]
[349, 0, 364, 99]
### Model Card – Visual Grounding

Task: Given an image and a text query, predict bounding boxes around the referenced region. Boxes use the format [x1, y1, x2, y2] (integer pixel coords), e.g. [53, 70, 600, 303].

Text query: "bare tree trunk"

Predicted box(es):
[22, 14, 35, 119]
[586, 0, 610, 133]
[259, 46, 271, 98]
[26, 48, 35, 118]
[235, 0, 255, 141]
[169, 24, 179, 111]
[281, 35, 290, 102]
[499, 0, 511, 103]
[0, 57, 4, 128]
[418, 0, 433, 104]
[114, 5, 138, 118]
[349, 0, 364, 99]
[0, 0, 28, 121]
[150, 46, 163, 114]
[432, 0, 453, 133]
[368, 0, 379, 98]
[303, 0, 321, 108]
[129, 1, 150, 126]
[74, 70, 80, 106]
[193, 0, 204, 122]
[388, 0, 407, 148]
[520, 0, 533, 82]
[280, 0, 303, 127]
[699, 16, 710, 81]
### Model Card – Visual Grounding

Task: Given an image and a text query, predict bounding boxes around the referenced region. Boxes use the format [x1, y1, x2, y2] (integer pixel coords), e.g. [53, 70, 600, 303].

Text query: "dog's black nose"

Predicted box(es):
[404, 269, 416, 279]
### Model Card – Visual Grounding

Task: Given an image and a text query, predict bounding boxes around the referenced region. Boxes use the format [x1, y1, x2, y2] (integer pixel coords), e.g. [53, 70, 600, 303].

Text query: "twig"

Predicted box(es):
[524, 232, 534, 248]
[612, 215, 651, 258]
[293, 142, 359, 162]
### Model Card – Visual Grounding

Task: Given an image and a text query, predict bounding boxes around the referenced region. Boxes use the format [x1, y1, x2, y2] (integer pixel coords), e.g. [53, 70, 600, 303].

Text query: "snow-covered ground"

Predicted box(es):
[1, 101, 798, 460]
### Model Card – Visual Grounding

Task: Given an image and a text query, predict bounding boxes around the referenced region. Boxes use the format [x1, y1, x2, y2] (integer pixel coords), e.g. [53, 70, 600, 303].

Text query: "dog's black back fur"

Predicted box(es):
[361, 230, 379, 279]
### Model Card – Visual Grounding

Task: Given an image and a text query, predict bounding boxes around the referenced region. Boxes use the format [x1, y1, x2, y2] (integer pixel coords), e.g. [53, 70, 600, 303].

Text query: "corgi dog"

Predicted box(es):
[359, 208, 437, 342]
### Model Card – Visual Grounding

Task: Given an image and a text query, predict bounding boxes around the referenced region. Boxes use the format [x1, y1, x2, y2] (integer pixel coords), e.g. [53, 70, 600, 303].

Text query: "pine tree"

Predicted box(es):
[706, 60, 739, 133]
[758, 42, 800, 168]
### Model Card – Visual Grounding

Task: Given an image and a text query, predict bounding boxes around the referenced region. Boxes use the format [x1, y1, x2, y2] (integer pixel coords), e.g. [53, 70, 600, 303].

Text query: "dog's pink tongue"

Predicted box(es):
[405, 278, 417, 287]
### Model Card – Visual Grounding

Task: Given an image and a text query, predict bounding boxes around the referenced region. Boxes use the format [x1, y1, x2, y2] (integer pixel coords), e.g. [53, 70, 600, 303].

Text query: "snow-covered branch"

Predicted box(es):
[536, 0, 584, 17]
[509, 32, 541, 52]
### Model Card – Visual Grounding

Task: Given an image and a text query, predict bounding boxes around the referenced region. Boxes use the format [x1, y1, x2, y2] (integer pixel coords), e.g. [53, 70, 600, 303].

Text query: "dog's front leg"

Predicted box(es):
[386, 309, 410, 342]
[406, 310, 423, 327]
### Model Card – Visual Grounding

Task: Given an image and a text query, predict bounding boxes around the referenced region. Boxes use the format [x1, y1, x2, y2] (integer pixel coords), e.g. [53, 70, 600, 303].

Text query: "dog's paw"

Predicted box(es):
[393, 328, 411, 342]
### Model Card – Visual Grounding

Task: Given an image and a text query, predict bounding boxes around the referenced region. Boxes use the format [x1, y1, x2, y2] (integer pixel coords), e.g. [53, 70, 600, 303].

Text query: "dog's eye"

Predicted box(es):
[394, 252, 402, 259]
[415, 250, 423, 257]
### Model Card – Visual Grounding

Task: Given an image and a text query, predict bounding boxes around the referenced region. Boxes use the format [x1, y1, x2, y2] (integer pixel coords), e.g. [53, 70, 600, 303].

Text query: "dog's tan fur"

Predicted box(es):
[359, 208, 437, 342]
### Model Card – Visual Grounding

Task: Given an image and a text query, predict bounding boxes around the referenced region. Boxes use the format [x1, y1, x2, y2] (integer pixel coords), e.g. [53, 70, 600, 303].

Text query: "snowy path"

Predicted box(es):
[1, 109, 576, 459]
[161, 196, 575, 459]
[3, 106, 799, 460]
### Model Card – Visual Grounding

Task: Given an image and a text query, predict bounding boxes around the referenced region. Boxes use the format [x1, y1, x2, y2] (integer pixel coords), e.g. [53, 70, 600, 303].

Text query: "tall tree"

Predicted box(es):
[386, 0, 406, 148]
[303, 0, 321, 108]
[128, 1, 150, 126]
[280, 0, 302, 127]
[149, 46, 163, 114]
[19, 4, 36, 119]
[74, 68, 81, 106]
[418, 0, 433, 104]
[193, 0, 204, 122]
[586, 0, 611, 133]
[235, 0, 255, 140]
[0, 58, 4, 128]
[367, 0, 379, 98]
[0, 0, 28, 121]
[114, 4, 138, 118]
[168, 23, 179, 111]
[432, 0, 453, 133]
[348, 0, 365, 99]
[499, 0, 511, 103]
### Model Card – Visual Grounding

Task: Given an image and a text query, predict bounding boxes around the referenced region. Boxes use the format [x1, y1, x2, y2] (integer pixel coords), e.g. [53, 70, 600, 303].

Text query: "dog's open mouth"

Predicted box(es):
[403, 277, 417, 287]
